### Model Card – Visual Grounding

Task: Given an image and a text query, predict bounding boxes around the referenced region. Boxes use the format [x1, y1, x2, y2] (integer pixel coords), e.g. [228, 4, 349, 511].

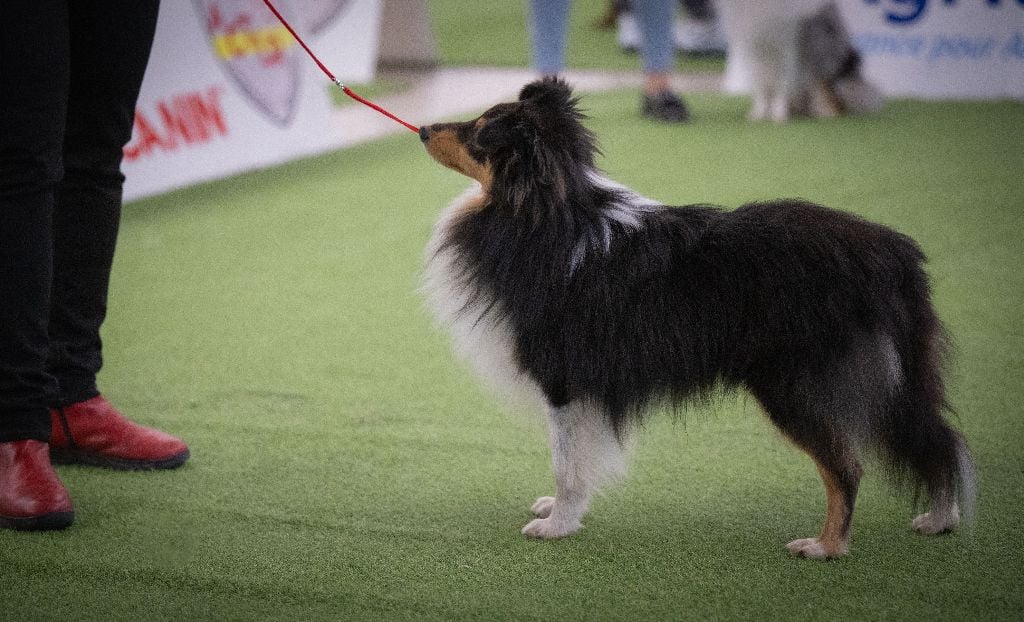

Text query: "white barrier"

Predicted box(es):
[723, 0, 1024, 100]
[123, 0, 382, 202]
[848, 0, 1024, 99]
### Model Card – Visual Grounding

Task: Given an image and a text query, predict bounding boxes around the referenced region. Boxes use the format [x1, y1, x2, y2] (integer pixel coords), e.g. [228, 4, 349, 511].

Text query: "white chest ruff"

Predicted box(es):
[420, 185, 545, 411]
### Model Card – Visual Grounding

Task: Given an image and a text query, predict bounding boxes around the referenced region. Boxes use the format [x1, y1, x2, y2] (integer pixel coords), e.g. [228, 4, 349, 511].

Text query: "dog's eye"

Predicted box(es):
[475, 118, 508, 151]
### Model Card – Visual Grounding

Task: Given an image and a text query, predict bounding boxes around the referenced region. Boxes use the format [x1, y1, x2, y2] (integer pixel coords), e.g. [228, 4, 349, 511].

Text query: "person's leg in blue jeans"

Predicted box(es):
[634, 0, 689, 120]
[527, 0, 687, 121]
[529, 0, 572, 75]
[634, 0, 675, 77]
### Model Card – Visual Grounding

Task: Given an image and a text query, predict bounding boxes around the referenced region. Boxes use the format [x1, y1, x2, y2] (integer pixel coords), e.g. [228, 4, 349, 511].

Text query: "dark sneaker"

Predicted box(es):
[642, 90, 690, 123]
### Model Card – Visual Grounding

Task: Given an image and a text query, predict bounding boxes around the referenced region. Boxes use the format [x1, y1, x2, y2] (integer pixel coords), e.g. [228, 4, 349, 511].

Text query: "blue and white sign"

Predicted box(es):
[846, 0, 1024, 99]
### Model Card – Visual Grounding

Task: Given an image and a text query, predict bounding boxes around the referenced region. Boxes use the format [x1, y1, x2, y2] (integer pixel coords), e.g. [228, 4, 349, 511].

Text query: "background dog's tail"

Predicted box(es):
[878, 263, 976, 527]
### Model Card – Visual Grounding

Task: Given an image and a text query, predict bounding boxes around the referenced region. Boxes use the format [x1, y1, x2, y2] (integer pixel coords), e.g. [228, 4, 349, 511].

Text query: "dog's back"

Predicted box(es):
[528, 198, 931, 422]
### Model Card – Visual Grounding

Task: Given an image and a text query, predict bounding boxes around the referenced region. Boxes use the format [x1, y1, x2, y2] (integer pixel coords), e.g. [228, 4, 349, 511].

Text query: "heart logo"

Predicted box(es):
[194, 0, 350, 126]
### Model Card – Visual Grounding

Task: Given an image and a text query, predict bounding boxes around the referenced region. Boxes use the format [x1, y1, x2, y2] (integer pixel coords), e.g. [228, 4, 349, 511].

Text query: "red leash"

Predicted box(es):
[260, 0, 419, 134]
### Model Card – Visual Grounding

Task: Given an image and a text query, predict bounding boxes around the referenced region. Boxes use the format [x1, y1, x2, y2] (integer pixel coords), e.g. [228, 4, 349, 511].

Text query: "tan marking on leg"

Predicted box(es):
[753, 396, 860, 559]
[785, 450, 861, 560]
[815, 461, 852, 555]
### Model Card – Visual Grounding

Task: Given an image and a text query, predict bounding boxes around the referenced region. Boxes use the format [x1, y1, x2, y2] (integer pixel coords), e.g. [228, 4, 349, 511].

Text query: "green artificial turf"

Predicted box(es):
[2, 94, 1022, 620]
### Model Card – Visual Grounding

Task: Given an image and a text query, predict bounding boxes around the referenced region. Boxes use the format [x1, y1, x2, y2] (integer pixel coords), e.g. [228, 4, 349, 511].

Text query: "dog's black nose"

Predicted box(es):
[419, 126, 430, 142]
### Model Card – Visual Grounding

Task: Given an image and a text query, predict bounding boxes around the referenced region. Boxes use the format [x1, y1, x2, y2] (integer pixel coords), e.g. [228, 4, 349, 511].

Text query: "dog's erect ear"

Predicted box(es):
[519, 77, 574, 110]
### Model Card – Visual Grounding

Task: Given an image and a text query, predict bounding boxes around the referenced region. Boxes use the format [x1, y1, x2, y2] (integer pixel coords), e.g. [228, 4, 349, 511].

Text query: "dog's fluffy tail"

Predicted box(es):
[876, 261, 976, 525]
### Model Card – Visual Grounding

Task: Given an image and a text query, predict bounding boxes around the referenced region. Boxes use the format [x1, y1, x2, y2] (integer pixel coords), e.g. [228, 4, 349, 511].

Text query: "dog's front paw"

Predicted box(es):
[786, 537, 847, 560]
[530, 496, 556, 518]
[521, 517, 582, 539]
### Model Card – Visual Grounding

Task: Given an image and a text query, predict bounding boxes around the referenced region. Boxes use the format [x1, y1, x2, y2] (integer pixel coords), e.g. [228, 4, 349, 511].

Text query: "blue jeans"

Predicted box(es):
[528, 0, 675, 74]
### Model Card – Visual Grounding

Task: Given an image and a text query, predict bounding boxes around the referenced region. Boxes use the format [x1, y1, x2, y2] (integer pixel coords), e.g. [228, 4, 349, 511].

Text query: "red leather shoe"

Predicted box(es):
[50, 396, 190, 470]
[0, 440, 75, 531]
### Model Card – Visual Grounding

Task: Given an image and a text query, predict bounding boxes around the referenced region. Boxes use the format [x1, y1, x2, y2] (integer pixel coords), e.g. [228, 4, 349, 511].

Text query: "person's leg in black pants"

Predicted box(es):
[45, 0, 188, 472]
[2, 0, 188, 532]
[0, 0, 69, 444]
[0, 0, 75, 530]
[47, 0, 161, 407]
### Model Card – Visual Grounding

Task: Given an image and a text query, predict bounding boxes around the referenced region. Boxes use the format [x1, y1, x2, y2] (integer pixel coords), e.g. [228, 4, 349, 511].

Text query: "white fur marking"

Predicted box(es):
[567, 171, 663, 276]
[878, 334, 903, 388]
[913, 437, 974, 535]
[786, 537, 845, 559]
[912, 505, 960, 535]
[956, 439, 977, 526]
[421, 184, 545, 411]
[522, 402, 629, 539]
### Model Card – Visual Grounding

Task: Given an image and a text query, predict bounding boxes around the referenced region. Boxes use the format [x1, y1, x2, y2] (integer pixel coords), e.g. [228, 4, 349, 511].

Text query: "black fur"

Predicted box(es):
[429, 77, 973, 529]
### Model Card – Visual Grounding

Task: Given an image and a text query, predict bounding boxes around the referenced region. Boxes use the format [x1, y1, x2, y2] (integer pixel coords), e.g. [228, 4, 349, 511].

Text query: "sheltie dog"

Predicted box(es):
[717, 0, 884, 122]
[418, 78, 973, 559]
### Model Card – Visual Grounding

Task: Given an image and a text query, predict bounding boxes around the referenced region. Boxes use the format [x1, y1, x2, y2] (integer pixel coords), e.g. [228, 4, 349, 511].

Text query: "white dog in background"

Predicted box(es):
[716, 0, 883, 122]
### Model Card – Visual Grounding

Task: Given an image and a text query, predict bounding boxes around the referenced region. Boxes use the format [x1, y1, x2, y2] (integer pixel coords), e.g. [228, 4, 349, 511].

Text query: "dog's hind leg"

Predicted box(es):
[786, 454, 863, 559]
[522, 401, 627, 539]
[752, 384, 862, 559]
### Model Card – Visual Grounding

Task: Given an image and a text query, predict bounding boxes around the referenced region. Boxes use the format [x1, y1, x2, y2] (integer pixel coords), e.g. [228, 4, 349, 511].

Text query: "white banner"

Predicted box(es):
[722, 0, 1024, 101]
[123, 0, 382, 202]
[845, 0, 1024, 99]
